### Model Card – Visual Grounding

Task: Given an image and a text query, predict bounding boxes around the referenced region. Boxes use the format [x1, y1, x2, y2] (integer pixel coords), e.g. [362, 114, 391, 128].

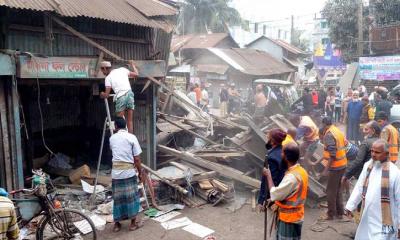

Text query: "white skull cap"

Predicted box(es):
[100, 61, 112, 68]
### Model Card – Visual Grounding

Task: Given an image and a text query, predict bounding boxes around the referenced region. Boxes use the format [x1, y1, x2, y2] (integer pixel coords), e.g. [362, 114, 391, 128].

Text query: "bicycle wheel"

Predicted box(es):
[37, 208, 97, 240]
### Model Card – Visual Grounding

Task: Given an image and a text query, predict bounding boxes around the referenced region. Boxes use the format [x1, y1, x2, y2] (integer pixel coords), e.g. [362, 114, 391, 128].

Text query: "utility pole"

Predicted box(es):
[357, 0, 364, 56]
[291, 15, 294, 44]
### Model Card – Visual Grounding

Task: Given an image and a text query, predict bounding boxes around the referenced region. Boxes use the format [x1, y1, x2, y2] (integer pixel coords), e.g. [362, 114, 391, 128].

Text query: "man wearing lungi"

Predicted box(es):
[109, 117, 143, 232]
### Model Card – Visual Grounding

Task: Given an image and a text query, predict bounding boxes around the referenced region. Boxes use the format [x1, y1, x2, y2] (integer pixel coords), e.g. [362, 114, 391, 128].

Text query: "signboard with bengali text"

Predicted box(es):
[359, 56, 400, 81]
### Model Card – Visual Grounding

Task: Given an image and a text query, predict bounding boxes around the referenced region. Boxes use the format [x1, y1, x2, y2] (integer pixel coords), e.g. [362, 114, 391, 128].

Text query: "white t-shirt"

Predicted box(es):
[200, 89, 209, 105]
[109, 130, 142, 179]
[105, 67, 132, 101]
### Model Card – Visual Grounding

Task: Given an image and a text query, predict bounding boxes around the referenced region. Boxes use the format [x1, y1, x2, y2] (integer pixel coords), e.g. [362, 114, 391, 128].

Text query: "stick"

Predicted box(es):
[141, 164, 189, 195]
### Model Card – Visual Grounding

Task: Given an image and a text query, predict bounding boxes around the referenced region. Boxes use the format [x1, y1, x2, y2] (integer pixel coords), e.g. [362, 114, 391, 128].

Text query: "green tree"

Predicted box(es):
[177, 0, 243, 34]
[323, 0, 369, 62]
[291, 29, 310, 52]
[371, 0, 400, 24]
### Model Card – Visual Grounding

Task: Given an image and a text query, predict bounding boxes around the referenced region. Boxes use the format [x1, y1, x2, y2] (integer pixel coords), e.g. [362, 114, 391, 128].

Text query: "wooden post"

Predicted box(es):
[11, 76, 23, 188]
[0, 81, 13, 190]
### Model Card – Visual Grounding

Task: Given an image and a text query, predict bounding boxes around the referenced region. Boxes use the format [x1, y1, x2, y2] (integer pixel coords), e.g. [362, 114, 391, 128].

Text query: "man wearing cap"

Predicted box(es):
[100, 60, 139, 133]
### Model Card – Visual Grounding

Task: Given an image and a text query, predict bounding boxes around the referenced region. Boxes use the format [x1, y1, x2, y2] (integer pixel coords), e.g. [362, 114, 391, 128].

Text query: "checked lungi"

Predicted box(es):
[277, 220, 302, 240]
[112, 176, 140, 222]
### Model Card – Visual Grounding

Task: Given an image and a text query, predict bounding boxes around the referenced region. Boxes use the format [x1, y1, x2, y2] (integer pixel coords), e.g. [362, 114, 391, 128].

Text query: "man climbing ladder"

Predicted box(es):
[100, 60, 139, 133]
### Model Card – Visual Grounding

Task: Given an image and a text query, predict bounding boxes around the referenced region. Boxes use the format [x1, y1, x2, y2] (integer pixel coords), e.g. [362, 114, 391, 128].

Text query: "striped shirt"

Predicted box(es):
[0, 197, 19, 240]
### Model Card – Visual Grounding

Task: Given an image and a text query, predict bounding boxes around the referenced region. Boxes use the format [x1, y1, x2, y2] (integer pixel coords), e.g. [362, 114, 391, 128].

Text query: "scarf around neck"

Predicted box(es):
[361, 160, 394, 234]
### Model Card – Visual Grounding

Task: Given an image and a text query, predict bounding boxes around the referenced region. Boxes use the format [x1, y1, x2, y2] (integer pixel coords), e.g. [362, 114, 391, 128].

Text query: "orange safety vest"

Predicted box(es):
[299, 116, 319, 142]
[322, 125, 347, 170]
[382, 124, 399, 163]
[275, 164, 309, 223]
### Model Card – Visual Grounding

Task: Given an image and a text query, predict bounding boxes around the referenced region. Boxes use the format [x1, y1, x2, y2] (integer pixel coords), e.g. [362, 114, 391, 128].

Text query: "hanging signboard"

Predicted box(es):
[17, 56, 167, 79]
[359, 56, 400, 81]
[18, 56, 97, 79]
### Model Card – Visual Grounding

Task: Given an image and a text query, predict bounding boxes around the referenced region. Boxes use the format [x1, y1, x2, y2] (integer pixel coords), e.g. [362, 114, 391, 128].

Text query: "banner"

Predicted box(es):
[18, 56, 97, 79]
[359, 56, 400, 81]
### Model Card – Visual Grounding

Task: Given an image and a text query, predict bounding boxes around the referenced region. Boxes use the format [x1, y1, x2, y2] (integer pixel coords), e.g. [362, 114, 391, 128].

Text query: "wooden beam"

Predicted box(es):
[142, 164, 189, 195]
[94, 51, 105, 78]
[49, 15, 123, 60]
[158, 145, 261, 188]
[0, 82, 13, 190]
[160, 116, 219, 146]
[9, 24, 150, 45]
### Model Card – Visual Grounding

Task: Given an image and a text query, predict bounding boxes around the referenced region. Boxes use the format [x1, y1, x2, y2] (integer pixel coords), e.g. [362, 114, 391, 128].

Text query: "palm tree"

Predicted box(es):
[177, 0, 242, 34]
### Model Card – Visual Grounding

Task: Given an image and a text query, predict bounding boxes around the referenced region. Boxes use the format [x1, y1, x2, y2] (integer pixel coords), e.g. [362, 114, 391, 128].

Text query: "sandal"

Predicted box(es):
[129, 220, 144, 231]
[318, 213, 334, 221]
[113, 222, 121, 232]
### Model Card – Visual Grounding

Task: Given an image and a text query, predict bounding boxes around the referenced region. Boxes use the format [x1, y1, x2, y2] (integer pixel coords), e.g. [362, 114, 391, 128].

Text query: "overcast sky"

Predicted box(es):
[233, 0, 327, 22]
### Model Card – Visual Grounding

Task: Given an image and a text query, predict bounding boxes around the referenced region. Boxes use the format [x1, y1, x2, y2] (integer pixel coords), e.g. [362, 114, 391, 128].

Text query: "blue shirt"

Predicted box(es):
[347, 100, 363, 121]
[258, 146, 286, 204]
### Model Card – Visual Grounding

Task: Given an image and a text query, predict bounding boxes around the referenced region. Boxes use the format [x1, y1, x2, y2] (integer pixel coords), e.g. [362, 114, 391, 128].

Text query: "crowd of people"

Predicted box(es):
[257, 84, 400, 240]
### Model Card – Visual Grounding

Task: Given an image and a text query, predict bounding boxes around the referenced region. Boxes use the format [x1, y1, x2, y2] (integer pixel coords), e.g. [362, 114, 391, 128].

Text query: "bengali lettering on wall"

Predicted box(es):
[18, 56, 98, 79]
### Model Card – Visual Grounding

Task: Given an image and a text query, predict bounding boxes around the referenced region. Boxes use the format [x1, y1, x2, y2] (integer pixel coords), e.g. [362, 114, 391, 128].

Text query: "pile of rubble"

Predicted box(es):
[153, 81, 327, 210]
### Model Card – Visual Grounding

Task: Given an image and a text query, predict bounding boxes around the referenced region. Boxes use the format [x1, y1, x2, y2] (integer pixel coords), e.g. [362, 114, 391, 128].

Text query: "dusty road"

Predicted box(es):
[99, 204, 356, 240]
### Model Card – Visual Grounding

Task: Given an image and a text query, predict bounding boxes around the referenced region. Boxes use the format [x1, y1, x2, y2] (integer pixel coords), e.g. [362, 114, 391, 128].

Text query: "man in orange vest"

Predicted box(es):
[320, 116, 347, 220]
[376, 111, 399, 163]
[263, 143, 308, 240]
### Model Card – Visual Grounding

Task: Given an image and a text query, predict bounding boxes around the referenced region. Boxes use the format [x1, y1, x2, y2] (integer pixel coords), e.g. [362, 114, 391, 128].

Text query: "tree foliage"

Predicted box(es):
[176, 0, 243, 34]
[371, 0, 400, 25]
[323, 0, 400, 62]
[292, 29, 310, 52]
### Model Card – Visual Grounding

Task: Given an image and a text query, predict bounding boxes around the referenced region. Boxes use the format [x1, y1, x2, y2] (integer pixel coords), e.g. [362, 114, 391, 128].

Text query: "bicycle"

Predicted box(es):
[10, 169, 97, 240]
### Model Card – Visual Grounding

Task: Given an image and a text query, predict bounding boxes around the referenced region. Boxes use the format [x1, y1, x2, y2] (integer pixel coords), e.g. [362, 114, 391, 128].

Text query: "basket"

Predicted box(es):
[13, 197, 42, 221]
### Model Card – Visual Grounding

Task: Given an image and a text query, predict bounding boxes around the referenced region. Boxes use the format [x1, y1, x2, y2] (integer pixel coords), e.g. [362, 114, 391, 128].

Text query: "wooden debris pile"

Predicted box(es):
[153, 82, 327, 208]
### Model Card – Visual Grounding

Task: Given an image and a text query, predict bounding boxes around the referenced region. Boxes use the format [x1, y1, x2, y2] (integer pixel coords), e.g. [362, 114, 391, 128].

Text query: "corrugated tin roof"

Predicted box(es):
[246, 36, 306, 56]
[208, 48, 294, 76]
[171, 33, 231, 52]
[273, 39, 306, 55]
[0, 0, 177, 31]
[196, 64, 229, 75]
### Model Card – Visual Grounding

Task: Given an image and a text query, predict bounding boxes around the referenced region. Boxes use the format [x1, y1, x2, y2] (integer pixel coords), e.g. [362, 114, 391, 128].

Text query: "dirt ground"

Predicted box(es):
[99, 204, 357, 240]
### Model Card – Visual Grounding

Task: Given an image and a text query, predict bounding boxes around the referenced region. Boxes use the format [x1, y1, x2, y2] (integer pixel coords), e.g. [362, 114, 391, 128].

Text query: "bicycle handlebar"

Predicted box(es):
[10, 188, 36, 195]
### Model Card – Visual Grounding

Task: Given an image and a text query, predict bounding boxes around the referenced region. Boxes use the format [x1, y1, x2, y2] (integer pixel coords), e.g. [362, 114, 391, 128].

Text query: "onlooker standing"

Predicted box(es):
[347, 91, 363, 144]
[360, 96, 375, 131]
[228, 84, 240, 115]
[342, 88, 353, 124]
[376, 111, 399, 163]
[342, 121, 381, 196]
[200, 84, 209, 112]
[318, 87, 327, 111]
[311, 88, 319, 107]
[264, 144, 308, 240]
[325, 88, 335, 120]
[345, 139, 400, 240]
[193, 83, 202, 107]
[320, 117, 347, 220]
[0, 188, 19, 240]
[187, 87, 197, 105]
[219, 84, 229, 117]
[257, 129, 287, 240]
[334, 86, 343, 122]
[254, 84, 268, 123]
[375, 92, 393, 120]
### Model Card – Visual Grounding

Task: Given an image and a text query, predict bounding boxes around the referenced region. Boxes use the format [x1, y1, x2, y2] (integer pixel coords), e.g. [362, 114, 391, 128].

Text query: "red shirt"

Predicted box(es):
[194, 87, 202, 102]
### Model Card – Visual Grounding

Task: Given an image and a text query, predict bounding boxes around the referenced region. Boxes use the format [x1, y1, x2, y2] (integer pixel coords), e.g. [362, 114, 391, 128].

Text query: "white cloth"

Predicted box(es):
[345, 160, 400, 240]
[200, 89, 209, 105]
[187, 92, 197, 104]
[104, 67, 132, 101]
[270, 168, 298, 202]
[109, 130, 142, 179]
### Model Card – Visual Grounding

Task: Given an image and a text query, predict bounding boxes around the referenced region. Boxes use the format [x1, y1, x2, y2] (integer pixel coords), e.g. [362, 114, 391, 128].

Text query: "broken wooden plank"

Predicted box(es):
[173, 171, 218, 185]
[142, 164, 189, 195]
[159, 116, 219, 146]
[269, 114, 296, 132]
[209, 113, 249, 131]
[158, 145, 260, 188]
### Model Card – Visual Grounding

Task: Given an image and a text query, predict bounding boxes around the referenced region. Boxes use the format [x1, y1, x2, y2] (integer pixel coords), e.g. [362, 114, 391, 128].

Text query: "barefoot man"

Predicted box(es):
[100, 60, 139, 133]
